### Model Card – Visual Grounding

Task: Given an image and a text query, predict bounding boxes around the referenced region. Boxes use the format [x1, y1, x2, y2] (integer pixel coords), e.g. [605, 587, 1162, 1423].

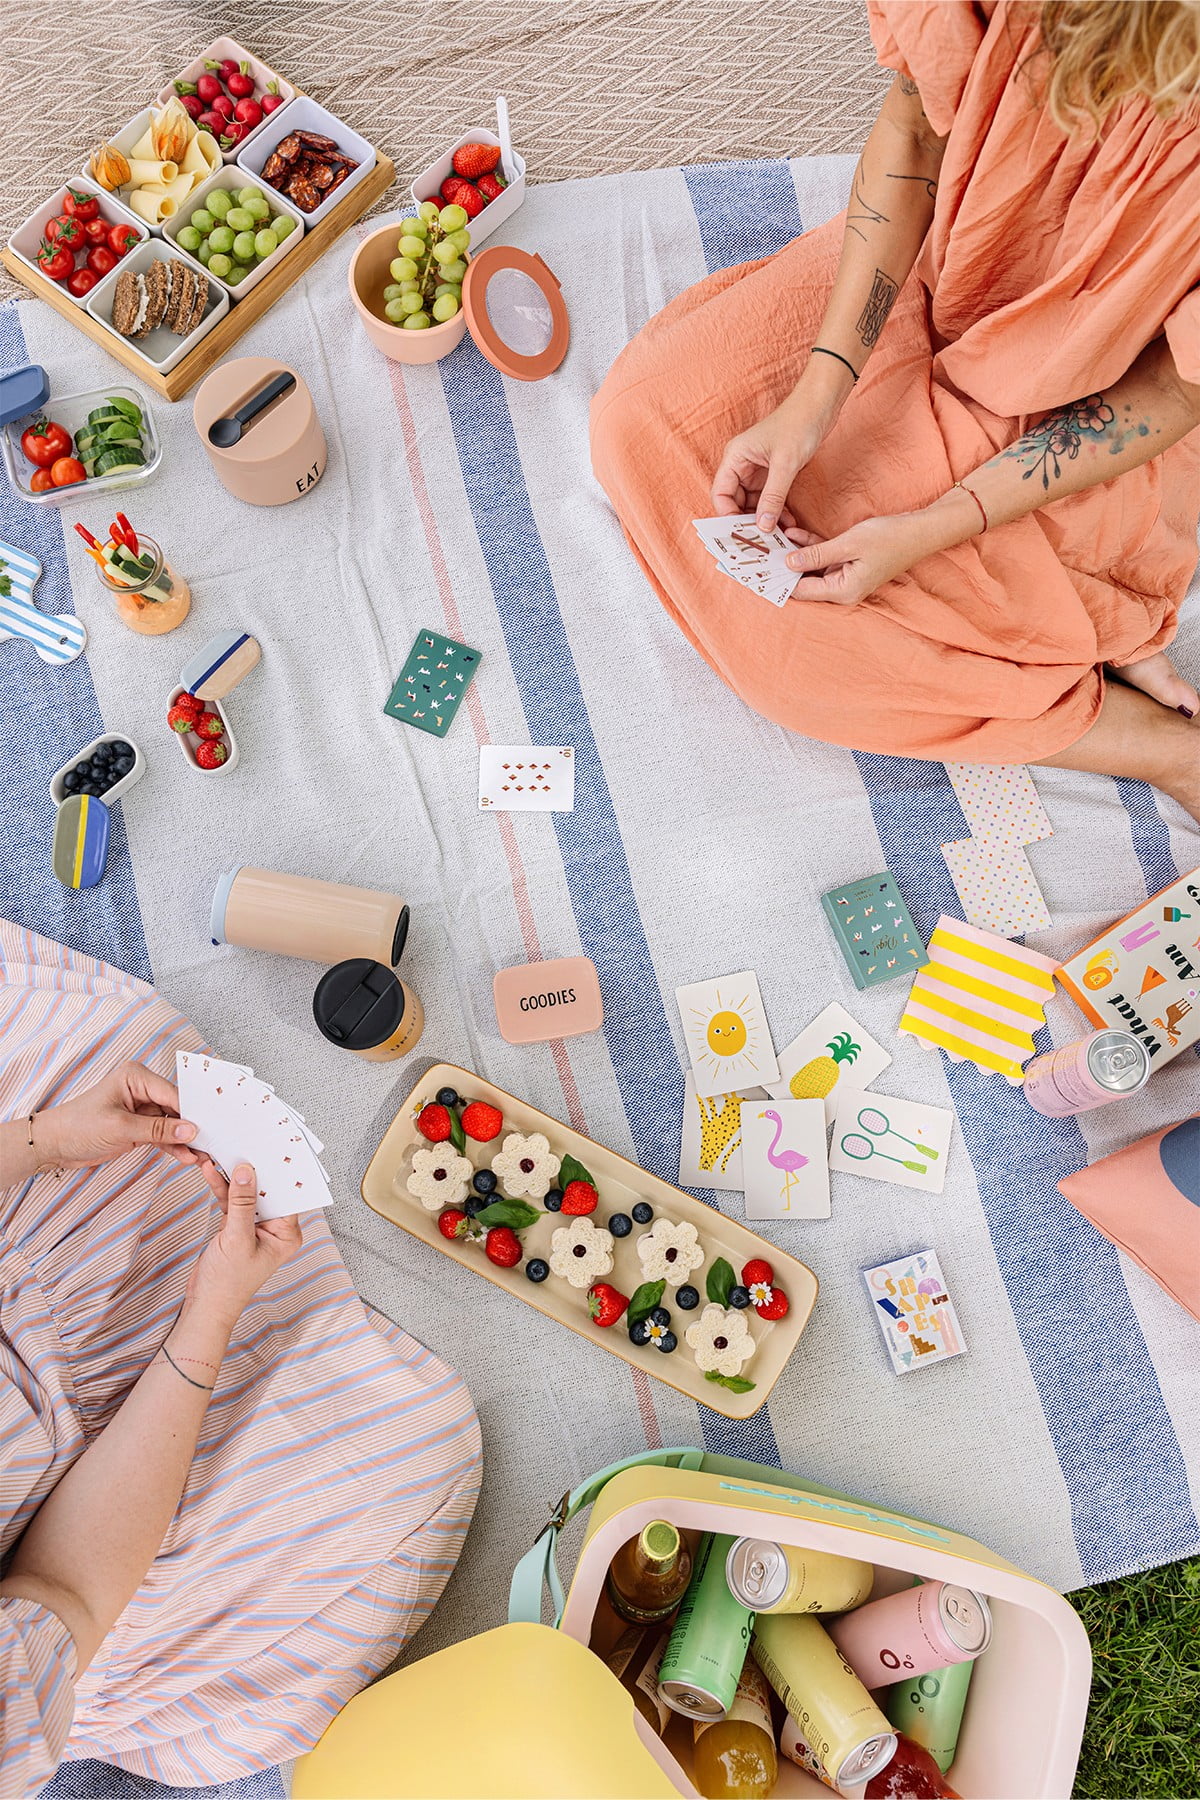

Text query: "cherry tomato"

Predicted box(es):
[36, 238, 75, 283]
[86, 245, 117, 278]
[67, 267, 99, 297]
[82, 217, 109, 247]
[50, 456, 87, 488]
[20, 419, 72, 468]
[61, 186, 100, 223]
[29, 469, 55, 493]
[108, 222, 140, 258]
[44, 214, 84, 250]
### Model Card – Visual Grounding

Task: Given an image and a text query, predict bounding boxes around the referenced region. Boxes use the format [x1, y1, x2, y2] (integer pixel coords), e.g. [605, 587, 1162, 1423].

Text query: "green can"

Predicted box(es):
[885, 1660, 974, 1773]
[658, 1532, 754, 1720]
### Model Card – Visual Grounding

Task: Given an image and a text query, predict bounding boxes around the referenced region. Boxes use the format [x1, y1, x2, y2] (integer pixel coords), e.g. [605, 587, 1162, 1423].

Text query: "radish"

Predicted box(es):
[227, 67, 255, 99]
[261, 88, 286, 114]
[211, 93, 234, 118]
[219, 120, 249, 147]
[215, 58, 240, 80]
[196, 110, 224, 134]
[178, 92, 204, 121]
[234, 97, 263, 127]
[196, 72, 224, 104]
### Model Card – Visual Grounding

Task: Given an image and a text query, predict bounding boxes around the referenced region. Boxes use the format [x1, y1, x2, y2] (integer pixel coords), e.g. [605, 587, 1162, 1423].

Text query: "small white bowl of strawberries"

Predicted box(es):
[410, 128, 526, 248]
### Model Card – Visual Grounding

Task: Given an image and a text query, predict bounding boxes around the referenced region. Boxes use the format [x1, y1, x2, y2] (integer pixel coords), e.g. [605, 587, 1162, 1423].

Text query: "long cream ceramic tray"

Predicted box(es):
[361, 1063, 818, 1420]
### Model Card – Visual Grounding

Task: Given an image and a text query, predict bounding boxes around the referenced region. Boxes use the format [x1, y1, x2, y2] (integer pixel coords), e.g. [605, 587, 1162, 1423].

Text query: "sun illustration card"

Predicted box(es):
[828, 1091, 953, 1195]
[740, 1100, 830, 1220]
[678, 1073, 767, 1191]
[766, 1002, 892, 1123]
[675, 970, 779, 1098]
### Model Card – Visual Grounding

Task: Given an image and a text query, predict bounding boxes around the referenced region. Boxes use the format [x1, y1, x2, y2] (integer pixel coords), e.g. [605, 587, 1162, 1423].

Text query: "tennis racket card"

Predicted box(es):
[828, 1091, 953, 1194]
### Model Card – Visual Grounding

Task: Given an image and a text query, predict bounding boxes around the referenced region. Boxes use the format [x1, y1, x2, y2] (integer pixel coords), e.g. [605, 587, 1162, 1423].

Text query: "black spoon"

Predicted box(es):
[207, 371, 296, 449]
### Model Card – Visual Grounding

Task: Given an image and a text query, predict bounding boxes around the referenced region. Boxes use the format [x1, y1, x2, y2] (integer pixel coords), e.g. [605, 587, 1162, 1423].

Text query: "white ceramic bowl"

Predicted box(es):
[410, 127, 526, 248]
[86, 239, 229, 376]
[0, 383, 161, 507]
[157, 35, 296, 163]
[7, 177, 148, 303]
[50, 732, 145, 806]
[167, 686, 239, 773]
[236, 96, 376, 228]
[163, 164, 305, 301]
[83, 106, 222, 232]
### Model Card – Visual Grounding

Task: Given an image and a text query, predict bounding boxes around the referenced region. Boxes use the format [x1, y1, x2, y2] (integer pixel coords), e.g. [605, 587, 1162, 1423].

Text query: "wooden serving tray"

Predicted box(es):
[2, 152, 395, 402]
[362, 1063, 819, 1420]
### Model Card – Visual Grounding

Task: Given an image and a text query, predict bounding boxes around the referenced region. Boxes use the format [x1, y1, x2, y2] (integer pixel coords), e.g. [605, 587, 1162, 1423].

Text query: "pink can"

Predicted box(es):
[1023, 1029, 1151, 1118]
[828, 1582, 991, 1690]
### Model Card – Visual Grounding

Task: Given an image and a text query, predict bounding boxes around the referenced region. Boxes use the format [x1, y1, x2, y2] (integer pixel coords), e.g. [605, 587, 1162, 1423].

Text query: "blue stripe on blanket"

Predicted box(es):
[41, 1761, 285, 1800]
[684, 162, 1198, 1579]
[438, 340, 781, 1468]
[0, 308, 151, 982]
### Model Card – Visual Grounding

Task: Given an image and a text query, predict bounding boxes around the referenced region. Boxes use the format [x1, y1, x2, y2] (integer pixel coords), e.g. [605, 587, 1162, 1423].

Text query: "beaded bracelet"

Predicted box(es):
[953, 480, 989, 533]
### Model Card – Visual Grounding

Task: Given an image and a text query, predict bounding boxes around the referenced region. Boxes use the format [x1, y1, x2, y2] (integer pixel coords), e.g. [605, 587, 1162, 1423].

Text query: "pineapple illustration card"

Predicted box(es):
[678, 1074, 766, 1192]
[766, 1003, 892, 1123]
[675, 970, 780, 1098]
[740, 1100, 830, 1220]
[829, 1092, 953, 1195]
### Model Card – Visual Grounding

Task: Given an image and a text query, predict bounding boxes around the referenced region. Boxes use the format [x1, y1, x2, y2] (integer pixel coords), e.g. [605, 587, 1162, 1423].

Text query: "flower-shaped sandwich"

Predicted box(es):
[492, 1131, 562, 1201]
[636, 1217, 705, 1287]
[406, 1146, 474, 1211]
[549, 1216, 615, 1288]
[685, 1303, 756, 1377]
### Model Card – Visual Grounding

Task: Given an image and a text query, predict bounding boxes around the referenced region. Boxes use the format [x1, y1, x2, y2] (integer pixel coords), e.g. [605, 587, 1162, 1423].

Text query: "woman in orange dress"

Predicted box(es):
[591, 1, 1200, 819]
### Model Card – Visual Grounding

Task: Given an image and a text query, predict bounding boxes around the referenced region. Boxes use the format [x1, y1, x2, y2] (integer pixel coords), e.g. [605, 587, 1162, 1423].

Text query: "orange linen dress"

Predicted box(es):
[590, 0, 1200, 761]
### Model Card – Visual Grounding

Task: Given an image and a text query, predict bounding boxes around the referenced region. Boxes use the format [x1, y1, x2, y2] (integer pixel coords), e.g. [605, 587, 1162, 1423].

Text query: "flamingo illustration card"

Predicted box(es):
[828, 1091, 953, 1195]
[765, 1002, 892, 1123]
[739, 1099, 830, 1220]
[678, 1074, 767, 1191]
[675, 970, 780, 1097]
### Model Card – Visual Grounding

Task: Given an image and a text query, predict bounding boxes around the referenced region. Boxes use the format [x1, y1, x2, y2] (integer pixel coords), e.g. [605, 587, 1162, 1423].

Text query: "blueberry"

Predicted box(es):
[629, 1318, 651, 1346]
[114, 757, 134, 776]
[657, 1330, 678, 1354]
[110, 741, 132, 759]
[608, 1212, 632, 1237]
[544, 1188, 563, 1212]
[63, 771, 80, 793]
[472, 1168, 498, 1195]
[729, 1285, 751, 1309]
[80, 781, 99, 796]
[650, 1306, 671, 1327]
[95, 743, 114, 760]
[436, 1087, 459, 1108]
[676, 1285, 700, 1310]
[526, 1258, 550, 1283]
[463, 1196, 489, 1218]
[73, 760, 91, 778]
[632, 1201, 653, 1224]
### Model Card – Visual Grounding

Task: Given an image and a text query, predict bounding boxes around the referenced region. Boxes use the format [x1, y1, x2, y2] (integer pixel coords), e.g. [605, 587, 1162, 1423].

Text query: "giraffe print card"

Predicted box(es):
[677, 1073, 766, 1192]
[384, 629, 481, 738]
[739, 1099, 830, 1220]
[176, 1052, 335, 1222]
[863, 1249, 967, 1374]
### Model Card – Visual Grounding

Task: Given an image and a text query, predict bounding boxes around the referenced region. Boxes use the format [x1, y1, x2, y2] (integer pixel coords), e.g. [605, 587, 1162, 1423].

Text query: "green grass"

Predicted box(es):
[1072, 1558, 1200, 1798]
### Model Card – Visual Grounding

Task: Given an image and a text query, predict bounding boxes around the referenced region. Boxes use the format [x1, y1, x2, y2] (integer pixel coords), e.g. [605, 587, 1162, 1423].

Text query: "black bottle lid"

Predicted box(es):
[313, 958, 405, 1050]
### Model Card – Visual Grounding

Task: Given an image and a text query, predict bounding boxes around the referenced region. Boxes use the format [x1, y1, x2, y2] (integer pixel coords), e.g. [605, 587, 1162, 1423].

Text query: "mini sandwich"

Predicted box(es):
[111, 258, 208, 342]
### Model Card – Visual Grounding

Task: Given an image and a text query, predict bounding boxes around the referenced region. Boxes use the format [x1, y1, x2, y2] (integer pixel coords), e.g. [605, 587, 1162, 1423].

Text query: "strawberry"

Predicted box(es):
[417, 1103, 452, 1142]
[195, 712, 225, 739]
[439, 175, 485, 218]
[561, 1179, 599, 1216]
[485, 1225, 522, 1268]
[587, 1282, 628, 1328]
[167, 704, 198, 734]
[476, 171, 507, 202]
[195, 741, 229, 769]
[742, 1258, 774, 1288]
[438, 1207, 470, 1239]
[754, 1285, 790, 1322]
[174, 690, 203, 716]
[461, 1100, 503, 1142]
[452, 141, 501, 179]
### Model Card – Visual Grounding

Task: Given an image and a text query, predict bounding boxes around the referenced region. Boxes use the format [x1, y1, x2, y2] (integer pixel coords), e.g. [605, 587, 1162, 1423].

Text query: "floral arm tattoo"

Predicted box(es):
[998, 396, 1162, 491]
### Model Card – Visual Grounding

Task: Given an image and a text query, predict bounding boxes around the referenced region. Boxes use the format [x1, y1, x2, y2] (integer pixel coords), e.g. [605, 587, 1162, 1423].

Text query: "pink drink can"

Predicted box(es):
[1023, 1029, 1151, 1117]
[827, 1582, 991, 1690]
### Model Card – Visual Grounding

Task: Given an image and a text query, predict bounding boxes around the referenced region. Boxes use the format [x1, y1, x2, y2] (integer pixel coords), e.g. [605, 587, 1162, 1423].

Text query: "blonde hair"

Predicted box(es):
[1036, 0, 1200, 129]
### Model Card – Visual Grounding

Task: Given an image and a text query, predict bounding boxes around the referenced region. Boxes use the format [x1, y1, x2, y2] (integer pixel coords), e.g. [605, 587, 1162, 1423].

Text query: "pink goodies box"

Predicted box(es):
[493, 956, 603, 1044]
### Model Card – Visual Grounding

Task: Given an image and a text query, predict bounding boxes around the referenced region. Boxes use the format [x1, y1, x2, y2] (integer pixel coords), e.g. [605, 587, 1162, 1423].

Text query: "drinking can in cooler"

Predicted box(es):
[828, 1581, 992, 1689]
[753, 1613, 896, 1789]
[726, 1538, 874, 1615]
[885, 1660, 974, 1774]
[1023, 1029, 1150, 1117]
[658, 1532, 754, 1720]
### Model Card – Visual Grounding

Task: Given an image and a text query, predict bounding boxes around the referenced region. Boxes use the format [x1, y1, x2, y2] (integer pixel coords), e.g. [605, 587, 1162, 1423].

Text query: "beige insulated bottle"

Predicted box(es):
[211, 867, 409, 967]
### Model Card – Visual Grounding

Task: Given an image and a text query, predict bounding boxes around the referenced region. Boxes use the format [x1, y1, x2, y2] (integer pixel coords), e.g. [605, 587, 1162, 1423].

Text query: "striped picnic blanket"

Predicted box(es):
[4, 153, 1199, 1800]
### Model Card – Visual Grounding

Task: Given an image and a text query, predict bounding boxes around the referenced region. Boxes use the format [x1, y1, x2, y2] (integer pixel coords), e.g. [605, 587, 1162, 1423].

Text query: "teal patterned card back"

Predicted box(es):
[384, 630, 482, 737]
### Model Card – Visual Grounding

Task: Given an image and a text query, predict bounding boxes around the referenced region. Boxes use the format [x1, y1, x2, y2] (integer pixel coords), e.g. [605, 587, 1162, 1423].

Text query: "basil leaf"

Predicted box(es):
[705, 1371, 756, 1394]
[706, 1257, 734, 1306]
[476, 1199, 541, 1231]
[448, 1109, 466, 1154]
[559, 1152, 595, 1190]
[627, 1279, 666, 1325]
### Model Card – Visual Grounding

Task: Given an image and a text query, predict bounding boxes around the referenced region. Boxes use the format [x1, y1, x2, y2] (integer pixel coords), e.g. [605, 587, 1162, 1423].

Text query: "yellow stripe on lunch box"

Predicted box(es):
[52, 793, 111, 891]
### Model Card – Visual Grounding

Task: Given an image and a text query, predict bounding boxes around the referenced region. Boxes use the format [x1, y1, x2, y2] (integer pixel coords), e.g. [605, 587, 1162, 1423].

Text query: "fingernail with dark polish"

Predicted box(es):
[1179, 706, 1195, 719]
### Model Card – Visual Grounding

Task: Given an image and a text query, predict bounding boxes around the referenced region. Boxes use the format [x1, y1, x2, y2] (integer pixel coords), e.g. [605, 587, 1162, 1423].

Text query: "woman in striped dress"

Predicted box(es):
[0, 920, 481, 1792]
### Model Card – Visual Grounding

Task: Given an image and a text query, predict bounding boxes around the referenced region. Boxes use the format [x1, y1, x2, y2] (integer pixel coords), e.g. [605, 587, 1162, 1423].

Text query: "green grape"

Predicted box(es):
[389, 255, 418, 282]
[207, 252, 233, 279]
[237, 186, 264, 206]
[243, 195, 271, 222]
[383, 282, 404, 301]
[226, 263, 250, 286]
[232, 230, 257, 263]
[402, 311, 431, 330]
[399, 291, 424, 315]
[225, 206, 255, 232]
[254, 227, 279, 258]
[399, 278, 421, 293]
[196, 240, 214, 264]
[431, 238, 458, 265]
[439, 257, 467, 283]
[438, 204, 468, 232]
[190, 208, 215, 235]
[208, 225, 235, 255]
[384, 297, 408, 323]
[447, 228, 471, 253]
[431, 292, 460, 323]
[419, 199, 440, 222]
[434, 283, 462, 303]
[207, 189, 234, 219]
[176, 225, 202, 253]
[272, 213, 296, 241]
[397, 234, 426, 260]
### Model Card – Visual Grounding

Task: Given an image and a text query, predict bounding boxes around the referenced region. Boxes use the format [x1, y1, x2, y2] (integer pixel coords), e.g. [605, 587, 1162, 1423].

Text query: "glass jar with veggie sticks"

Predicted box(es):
[78, 516, 191, 635]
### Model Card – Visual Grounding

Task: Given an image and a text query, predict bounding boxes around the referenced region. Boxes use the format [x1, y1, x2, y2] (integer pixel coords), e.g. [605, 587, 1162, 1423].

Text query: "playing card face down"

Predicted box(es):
[740, 1099, 830, 1219]
[385, 629, 481, 738]
[176, 1051, 335, 1222]
[478, 746, 575, 810]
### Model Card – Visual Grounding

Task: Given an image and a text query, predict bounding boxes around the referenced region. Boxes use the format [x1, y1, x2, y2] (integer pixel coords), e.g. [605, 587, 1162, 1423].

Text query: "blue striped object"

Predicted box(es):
[0, 538, 87, 664]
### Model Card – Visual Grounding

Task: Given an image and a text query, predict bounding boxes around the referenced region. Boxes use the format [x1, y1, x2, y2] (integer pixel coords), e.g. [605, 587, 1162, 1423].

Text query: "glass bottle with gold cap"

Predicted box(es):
[692, 1654, 778, 1800]
[605, 1520, 693, 1624]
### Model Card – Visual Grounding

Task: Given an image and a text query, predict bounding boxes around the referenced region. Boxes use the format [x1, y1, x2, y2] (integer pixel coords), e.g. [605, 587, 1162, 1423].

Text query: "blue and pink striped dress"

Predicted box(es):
[0, 921, 481, 1791]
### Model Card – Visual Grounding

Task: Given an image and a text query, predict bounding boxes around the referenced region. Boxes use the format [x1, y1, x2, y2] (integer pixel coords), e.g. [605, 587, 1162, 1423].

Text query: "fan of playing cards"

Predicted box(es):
[693, 514, 798, 608]
[176, 1052, 335, 1221]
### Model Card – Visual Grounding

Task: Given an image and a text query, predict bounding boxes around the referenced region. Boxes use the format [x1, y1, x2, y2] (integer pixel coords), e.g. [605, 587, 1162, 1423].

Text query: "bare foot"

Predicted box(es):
[1111, 650, 1199, 719]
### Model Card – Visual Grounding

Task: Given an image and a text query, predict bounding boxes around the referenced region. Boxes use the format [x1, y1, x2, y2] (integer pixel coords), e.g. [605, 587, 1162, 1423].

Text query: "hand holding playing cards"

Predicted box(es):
[785, 514, 925, 606]
[711, 393, 835, 533]
[187, 1159, 303, 1329]
[27, 1061, 200, 1172]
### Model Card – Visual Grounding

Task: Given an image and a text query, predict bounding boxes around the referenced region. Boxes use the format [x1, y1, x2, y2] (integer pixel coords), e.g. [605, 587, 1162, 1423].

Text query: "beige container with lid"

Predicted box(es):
[211, 867, 410, 967]
[192, 356, 326, 506]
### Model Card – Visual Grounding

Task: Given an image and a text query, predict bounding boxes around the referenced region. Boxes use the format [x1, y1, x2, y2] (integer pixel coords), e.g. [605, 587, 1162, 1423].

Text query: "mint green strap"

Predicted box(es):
[508, 1447, 705, 1626]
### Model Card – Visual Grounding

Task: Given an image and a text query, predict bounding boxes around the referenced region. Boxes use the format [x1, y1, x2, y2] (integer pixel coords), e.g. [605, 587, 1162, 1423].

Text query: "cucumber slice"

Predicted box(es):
[95, 450, 146, 475]
[87, 408, 124, 429]
[107, 398, 143, 426]
[75, 426, 98, 447]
